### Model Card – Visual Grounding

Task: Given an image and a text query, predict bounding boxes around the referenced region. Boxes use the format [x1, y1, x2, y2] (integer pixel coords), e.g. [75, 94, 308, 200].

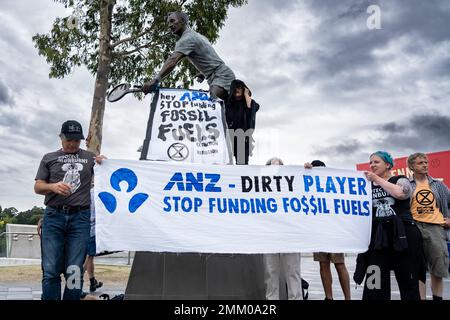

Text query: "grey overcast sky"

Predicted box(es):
[0, 0, 449, 211]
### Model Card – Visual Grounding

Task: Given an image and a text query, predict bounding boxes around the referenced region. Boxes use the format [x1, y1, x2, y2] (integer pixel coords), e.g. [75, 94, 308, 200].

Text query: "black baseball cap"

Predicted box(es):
[60, 120, 85, 140]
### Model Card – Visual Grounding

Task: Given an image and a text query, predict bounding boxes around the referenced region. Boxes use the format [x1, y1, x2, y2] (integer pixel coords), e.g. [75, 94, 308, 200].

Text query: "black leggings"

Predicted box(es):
[232, 136, 250, 165]
[362, 222, 422, 300]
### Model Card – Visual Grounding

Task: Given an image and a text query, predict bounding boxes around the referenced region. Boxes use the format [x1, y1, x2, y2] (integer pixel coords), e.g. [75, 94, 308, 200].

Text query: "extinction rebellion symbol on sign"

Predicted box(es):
[167, 143, 189, 161]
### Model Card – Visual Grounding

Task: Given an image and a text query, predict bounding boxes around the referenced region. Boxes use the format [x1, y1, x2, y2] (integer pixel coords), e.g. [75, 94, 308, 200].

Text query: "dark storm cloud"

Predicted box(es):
[247, 73, 293, 97]
[300, 0, 450, 93]
[387, 0, 450, 44]
[378, 113, 450, 152]
[0, 112, 21, 127]
[307, 0, 450, 43]
[246, 0, 450, 99]
[0, 79, 14, 106]
[253, 0, 299, 11]
[314, 112, 450, 162]
[429, 58, 450, 79]
[381, 122, 405, 133]
[305, 0, 372, 17]
[0, 107, 60, 147]
[314, 139, 364, 157]
[4, 140, 44, 159]
[220, 1, 450, 150]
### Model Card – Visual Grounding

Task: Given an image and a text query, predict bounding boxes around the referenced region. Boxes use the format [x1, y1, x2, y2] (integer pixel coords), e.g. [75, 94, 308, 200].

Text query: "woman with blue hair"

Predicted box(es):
[354, 151, 424, 300]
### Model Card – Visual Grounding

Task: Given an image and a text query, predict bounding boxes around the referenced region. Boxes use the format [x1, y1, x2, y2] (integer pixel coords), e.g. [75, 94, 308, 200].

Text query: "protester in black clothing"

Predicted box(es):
[354, 151, 423, 300]
[225, 79, 259, 165]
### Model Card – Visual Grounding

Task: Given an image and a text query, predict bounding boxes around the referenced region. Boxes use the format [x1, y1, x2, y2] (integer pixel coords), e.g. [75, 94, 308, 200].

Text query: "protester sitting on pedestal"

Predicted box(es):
[225, 79, 259, 165]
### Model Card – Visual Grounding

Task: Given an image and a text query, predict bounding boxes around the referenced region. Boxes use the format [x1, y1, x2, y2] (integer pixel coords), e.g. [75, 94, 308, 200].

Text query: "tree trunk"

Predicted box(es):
[86, 0, 115, 155]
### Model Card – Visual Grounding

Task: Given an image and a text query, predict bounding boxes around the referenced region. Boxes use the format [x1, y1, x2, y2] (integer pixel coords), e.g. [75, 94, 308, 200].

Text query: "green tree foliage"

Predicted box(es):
[13, 207, 44, 225]
[0, 207, 18, 222]
[0, 206, 43, 228]
[0, 206, 43, 255]
[32, 0, 247, 154]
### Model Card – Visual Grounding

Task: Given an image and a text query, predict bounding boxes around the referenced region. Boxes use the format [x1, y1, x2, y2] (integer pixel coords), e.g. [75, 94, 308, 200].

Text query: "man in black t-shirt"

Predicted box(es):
[35, 120, 105, 300]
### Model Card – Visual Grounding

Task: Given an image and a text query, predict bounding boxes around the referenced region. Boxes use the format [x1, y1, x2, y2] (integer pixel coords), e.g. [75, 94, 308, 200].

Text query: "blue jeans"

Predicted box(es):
[41, 207, 90, 300]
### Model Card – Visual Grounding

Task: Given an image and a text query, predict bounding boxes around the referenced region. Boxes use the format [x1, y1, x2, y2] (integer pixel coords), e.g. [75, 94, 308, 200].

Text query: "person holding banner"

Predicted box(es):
[34, 120, 106, 300]
[408, 152, 450, 300]
[305, 160, 351, 300]
[356, 151, 423, 300]
[80, 188, 103, 298]
[263, 157, 302, 300]
[142, 11, 235, 101]
[225, 79, 260, 165]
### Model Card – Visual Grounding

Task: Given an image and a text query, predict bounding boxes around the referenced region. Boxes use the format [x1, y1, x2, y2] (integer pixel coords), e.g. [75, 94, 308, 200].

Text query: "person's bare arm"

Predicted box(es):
[142, 52, 185, 93]
[244, 87, 252, 109]
[364, 172, 411, 200]
[34, 180, 71, 196]
[37, 218, 43, 237]
[443, 217, 450, 228]
[94, 155, 107, 164]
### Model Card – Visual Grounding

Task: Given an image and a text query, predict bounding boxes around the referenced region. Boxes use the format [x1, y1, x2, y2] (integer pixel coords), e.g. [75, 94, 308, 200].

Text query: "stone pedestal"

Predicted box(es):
[124, 252, 266, 300]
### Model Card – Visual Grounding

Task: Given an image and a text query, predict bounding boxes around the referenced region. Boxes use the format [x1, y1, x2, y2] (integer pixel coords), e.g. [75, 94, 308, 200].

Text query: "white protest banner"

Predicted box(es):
[142, 88, 231, 164]
[94, 159, 372, 254]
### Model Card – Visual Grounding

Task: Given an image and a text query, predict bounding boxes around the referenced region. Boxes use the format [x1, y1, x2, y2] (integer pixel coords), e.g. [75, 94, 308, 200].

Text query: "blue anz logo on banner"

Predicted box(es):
[98, 168, 149, 214]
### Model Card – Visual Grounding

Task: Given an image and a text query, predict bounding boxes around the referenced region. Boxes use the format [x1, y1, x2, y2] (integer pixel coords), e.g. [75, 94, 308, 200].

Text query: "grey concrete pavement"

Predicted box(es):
[302, 253, 450, 300]
[1, 253, 450, 300]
